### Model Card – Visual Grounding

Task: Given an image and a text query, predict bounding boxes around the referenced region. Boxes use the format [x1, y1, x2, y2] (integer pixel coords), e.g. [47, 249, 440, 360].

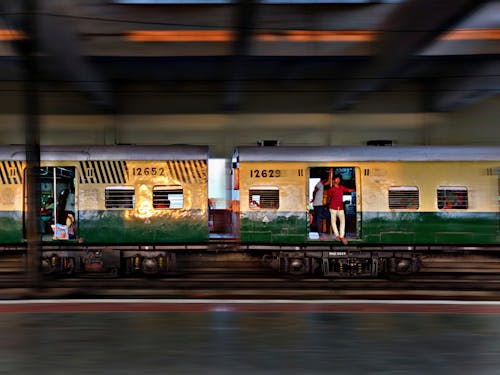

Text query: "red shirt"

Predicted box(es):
[327, 185, 351, 210]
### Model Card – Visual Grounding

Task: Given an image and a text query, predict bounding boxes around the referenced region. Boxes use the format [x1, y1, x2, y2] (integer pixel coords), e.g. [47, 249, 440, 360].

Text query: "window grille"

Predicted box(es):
[388, 186, 419, 210]
[249, 187, 279, 209]
[153, 185, 183, 209]
[437, 186, 468, 209]
[105, 186, 135, 209]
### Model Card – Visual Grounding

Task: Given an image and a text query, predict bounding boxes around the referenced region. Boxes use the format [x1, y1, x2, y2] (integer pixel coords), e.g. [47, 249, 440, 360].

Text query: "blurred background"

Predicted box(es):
[0, 0, 499, 158]
[1, 3, 500, 373]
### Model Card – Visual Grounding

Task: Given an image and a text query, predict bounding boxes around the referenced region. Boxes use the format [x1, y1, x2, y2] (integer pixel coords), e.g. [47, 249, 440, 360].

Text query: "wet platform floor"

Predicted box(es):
[1, 299, 500, 375]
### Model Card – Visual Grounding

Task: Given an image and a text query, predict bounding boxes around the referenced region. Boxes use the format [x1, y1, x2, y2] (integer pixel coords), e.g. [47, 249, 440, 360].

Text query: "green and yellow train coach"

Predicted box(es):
[0, 145, 209, 274]
[233, 146, 500, 276]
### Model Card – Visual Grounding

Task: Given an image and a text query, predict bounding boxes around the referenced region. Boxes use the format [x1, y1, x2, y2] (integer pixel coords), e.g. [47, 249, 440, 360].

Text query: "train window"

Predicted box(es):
[105, 186, 135, 209]
[388, 186, 419, 210]
[153, 185, 183, 209]
[249, 186, 279, 209]
[437, 186, 468, 209]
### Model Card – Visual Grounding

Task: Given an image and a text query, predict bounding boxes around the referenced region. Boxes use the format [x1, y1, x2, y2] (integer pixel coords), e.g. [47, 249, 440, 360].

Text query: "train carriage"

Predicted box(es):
[1, 143, 499, 278]
[0, 147, 24, 245]
[233, 145, 500, 276]
[0, 145, 209, 274]
[71, 146, 209, 244]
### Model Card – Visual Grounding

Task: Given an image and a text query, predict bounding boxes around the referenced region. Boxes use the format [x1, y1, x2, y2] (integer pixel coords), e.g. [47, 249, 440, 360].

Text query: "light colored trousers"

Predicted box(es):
[329, 208, 345, 238]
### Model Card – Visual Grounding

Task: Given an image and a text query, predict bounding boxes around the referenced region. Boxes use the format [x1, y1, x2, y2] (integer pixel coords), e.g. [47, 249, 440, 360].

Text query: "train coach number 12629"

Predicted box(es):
[250, 169, 281, 178]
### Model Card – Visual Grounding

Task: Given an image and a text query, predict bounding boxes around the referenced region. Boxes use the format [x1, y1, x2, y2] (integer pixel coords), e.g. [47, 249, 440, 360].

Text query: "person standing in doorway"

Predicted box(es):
[65, 186, 75, 216]
[311, 172, 330, 238]
[327, 175, 355, 245]
[65, 186, 76, 239]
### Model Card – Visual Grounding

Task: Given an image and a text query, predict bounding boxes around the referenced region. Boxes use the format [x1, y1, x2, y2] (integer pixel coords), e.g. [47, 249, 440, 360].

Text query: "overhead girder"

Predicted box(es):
[0, 1, 496, 114]
[432, 59, 500, 111]
[223, 0, 259, 111]
[331, 0, 489, 112]
[1, 0, 113, 111]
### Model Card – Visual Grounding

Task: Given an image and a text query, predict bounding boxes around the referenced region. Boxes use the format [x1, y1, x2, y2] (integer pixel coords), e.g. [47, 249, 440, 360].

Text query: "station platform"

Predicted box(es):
[1, 299, 500, 374]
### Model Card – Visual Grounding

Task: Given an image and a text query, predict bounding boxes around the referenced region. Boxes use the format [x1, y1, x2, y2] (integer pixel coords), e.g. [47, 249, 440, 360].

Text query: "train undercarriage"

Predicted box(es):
[3, 243, 496, 278]
[39, 243, 422, 278]
[263, 249, 421, 277]
[41, 246, 177, 276]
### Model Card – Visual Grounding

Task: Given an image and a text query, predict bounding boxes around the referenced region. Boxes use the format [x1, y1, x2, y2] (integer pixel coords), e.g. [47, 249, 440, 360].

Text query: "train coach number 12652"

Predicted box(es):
[132, 167, 165, 176]
[249, 169, 281, 178]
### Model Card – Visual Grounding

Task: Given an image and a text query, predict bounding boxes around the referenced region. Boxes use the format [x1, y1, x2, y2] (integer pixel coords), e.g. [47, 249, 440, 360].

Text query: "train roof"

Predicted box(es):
[235, 146, 500, 162]
[1, 145, 209, 161]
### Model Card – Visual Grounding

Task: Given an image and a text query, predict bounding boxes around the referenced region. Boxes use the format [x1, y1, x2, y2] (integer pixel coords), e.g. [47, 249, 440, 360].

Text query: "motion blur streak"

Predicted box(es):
[125, 28, 500, 43]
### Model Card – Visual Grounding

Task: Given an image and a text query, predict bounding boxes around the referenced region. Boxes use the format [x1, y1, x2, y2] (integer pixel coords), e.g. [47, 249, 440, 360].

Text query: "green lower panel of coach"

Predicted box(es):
[361, 211, 499, 244]
[0, 211, 23, 244]
[240, 211, 308, 243]
[240, 211, 499, 244]
[78, 210, 208, 243]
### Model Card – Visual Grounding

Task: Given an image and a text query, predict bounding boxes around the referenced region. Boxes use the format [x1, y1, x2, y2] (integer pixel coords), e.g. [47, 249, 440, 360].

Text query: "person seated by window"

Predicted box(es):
[443, 197, 453, 209]
[249, 200, 260, 209]
[455, 193, 466, 209]
[406, 198, 418, 209]
[41, 197, 54, 234]
[66, 212, 76, 239]
[155, 199, 171, 209]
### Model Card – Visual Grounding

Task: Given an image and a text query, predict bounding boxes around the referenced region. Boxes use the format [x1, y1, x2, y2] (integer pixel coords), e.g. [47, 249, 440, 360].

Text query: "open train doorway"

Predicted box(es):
[208, 158, 232, 238]
[40, 167, 76, 241]
[309, 167, 357, 242]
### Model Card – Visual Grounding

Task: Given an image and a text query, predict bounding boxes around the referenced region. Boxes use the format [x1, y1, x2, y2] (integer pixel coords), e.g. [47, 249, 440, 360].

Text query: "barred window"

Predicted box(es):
[249, 186, 279, 209]
[153, 185, 183, 209]
[105, 186, 135, 209]
[388, 186, 419, 210]
[437, 186, 468, 209]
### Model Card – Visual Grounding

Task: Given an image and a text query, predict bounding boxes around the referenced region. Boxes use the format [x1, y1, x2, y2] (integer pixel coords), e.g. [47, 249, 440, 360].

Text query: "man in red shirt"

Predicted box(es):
[327, 175, 355, 245]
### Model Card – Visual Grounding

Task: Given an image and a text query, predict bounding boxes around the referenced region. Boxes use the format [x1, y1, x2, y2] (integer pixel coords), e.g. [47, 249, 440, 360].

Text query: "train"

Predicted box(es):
[1, 144, 499, 277]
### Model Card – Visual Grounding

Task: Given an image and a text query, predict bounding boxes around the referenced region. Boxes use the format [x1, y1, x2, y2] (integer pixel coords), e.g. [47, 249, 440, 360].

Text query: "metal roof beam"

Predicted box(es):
[331, 0, 488, 111]
[223, 0, 259, 111]
[1, 0, 113, 111]
[432, 59, 500, 111]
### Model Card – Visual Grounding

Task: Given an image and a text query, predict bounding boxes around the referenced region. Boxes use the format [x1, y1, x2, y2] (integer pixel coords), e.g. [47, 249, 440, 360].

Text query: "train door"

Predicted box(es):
[40, 166, 76, 241]
[208, 158, 233, 238]
[308, 167, 358, 241]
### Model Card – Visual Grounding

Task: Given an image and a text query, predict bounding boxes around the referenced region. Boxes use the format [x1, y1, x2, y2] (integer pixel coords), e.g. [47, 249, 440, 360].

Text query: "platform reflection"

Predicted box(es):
[1, 301, 500, 374]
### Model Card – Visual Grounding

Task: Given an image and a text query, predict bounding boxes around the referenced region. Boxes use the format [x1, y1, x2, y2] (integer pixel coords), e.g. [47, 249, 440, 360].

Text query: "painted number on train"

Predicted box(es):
[132, 167, 165, 176]
[250, 169, 281, 178]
